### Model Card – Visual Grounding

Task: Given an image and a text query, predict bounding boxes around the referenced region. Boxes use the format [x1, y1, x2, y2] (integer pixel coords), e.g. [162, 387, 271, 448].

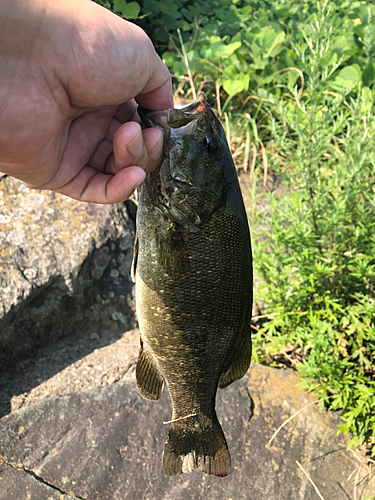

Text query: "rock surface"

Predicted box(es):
[1, 176, 374, 499]
[0, 327, 140, 418]
[0, 463, 78, 500]
[1, 363, 374, 500]
[0, 177, 136, 371]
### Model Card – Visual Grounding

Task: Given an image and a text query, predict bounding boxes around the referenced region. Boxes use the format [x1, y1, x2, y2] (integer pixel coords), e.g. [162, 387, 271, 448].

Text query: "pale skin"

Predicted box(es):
[0, 0, 173, 203]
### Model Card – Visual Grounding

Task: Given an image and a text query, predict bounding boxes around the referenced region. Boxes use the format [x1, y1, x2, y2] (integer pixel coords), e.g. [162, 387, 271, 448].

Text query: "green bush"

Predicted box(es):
[101, 0, 375, 115]
[249, 2, 375, 453]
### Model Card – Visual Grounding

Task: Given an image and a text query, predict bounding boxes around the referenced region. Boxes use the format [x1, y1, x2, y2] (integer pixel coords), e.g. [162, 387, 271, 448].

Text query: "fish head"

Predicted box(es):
[138, 93, 232, 228]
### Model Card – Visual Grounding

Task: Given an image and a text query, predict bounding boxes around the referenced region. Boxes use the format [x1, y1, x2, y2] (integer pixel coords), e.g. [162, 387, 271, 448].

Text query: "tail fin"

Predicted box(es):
[162, 413, 231, 477]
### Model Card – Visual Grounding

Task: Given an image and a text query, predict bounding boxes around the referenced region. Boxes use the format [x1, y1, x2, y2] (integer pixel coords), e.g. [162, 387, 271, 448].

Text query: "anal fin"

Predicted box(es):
[219, 333, 252, 389]
[136, 340, 164, 401]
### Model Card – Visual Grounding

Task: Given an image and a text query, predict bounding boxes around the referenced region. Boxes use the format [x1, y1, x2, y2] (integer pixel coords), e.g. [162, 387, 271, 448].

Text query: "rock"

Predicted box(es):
[0, 463, 79, 500]
[1, 328, 140, 418]
[1, 363, 373, 499]
[0, 177, 137, 372]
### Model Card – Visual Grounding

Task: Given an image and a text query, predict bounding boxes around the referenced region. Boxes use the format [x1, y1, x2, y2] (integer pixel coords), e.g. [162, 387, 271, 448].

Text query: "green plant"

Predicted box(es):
[251, 1, 375, 453]
[95, 1, 375, 106]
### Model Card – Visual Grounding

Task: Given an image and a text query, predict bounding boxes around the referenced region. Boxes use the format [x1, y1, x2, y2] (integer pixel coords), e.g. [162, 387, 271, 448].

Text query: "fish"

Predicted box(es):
[132, 92, 253, 477]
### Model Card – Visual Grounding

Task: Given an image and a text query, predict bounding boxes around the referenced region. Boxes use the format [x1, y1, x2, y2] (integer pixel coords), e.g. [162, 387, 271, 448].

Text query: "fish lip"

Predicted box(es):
[167, 93, 208, 129]
[138, 93, 208, 130]
[176, 92, 207, 114]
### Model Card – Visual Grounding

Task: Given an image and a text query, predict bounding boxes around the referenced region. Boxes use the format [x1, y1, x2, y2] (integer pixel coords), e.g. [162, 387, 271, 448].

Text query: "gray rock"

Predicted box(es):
[0, 177, 136, 371]
[0, 463, 80, 500]
[1, 363, 373, 499]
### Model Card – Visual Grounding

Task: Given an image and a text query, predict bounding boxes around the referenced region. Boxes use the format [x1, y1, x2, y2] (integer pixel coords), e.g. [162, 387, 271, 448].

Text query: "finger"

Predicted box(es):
[136, 77, 173, 111]
[87, 139, 113, 171]
[85, 116, 124, 170]
[105, 117, 123, 142]
[114, 100, 140, 124]
[56, 165, 145, 204]
[106, 122, 163, 175]
[61, 5, 174, 110]
[31, 107, 116, 191]
[142, 128, 164, 171]
[84, 114, 130, 171]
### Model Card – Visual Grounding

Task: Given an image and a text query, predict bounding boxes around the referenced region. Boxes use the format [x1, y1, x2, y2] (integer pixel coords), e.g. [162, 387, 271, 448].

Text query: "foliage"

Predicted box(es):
[94, 0, 375, 455]
[97, 0, 375, 112]
[249, 2, 375, 454]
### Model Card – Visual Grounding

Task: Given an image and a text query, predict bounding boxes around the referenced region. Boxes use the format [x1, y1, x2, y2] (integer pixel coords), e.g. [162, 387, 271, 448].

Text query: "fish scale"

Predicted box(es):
[132, 93, 253, 477]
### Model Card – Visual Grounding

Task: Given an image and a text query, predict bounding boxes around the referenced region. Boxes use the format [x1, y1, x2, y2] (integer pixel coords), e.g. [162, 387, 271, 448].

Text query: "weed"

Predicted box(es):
[250, 1, 375, 454]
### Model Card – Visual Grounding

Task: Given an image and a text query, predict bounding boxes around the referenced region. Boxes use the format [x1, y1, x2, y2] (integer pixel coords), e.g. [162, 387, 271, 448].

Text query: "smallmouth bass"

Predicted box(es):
[132, 93, 253, 477]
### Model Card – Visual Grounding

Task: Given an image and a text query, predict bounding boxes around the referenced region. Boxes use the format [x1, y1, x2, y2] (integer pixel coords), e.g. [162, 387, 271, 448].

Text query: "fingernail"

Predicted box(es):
[127, 130, 143, 158]
[134, 169, 146, 188]
[149, 136, 163, 161]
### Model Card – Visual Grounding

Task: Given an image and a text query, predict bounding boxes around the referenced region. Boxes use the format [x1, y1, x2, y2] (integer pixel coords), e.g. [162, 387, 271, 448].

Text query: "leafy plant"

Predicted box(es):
[250, 1, 375, 453]
[96, 1, 375, 107]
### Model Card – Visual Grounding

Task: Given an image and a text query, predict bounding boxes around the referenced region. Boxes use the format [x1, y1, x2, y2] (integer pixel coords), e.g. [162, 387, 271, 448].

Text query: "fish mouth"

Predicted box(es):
[138, 93, 208, 130]
[167, 92, 207, 128]
[176, 92, 207, 113]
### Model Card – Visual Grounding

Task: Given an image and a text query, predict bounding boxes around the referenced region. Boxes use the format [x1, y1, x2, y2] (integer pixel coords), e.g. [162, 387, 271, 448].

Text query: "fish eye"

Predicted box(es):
[203, 135, 221, 155]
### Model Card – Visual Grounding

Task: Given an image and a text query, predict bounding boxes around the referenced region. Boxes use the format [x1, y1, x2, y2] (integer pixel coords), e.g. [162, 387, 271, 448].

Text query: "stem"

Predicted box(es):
[177, 28, 196, 100]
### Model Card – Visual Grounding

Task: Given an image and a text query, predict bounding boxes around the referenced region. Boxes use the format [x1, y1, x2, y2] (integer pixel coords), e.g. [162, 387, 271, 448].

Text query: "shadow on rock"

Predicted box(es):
[0, 178, 138, 417]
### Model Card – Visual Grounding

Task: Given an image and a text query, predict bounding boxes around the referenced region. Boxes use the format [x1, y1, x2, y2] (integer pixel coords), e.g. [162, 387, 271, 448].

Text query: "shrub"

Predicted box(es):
[250, 1, 375, 453]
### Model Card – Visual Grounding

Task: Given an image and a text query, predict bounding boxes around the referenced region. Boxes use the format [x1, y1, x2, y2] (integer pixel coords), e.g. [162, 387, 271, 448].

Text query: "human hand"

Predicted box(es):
[0, 0, 173, 203]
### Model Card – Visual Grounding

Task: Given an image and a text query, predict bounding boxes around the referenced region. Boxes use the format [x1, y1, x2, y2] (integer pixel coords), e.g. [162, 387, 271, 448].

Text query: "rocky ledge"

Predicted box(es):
[1, 361, 374, 500]
[0, 177, 137, 371]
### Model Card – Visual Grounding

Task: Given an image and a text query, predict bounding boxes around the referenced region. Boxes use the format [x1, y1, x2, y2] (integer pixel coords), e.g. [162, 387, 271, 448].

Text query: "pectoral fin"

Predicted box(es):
[155, 226, 188, 278]
[219, 333, 252, 389]
[136, 340, 164, 401]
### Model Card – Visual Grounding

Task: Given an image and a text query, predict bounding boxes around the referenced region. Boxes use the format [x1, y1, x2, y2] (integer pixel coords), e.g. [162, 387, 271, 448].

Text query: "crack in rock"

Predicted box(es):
[245, 385, 255, 422]
[4, 460, 85, 500]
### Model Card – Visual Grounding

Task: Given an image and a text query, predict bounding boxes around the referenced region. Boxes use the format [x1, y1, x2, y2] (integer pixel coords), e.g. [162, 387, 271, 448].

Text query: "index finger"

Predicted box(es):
[135, 73, 173, 111]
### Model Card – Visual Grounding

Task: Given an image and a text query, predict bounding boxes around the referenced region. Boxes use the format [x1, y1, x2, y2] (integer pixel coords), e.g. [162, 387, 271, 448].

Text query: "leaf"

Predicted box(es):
[329, 64, 362, 92]
[113, 0, 140, 18]
[152, 0, 181, 19]
[223, 79, 244, 96]
[263, 30, 286, 58]
[222, 63, 239, 79]
[181, 7, 193, 22]
[238, 72, 251, 92]
[363, 62, 375, 88]
[212, 41, 241, 59]
[331, 35, 354, 58]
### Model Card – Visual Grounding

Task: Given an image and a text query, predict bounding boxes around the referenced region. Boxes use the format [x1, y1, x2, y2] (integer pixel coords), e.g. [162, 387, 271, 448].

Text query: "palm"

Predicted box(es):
[44, 101, 151, 204]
